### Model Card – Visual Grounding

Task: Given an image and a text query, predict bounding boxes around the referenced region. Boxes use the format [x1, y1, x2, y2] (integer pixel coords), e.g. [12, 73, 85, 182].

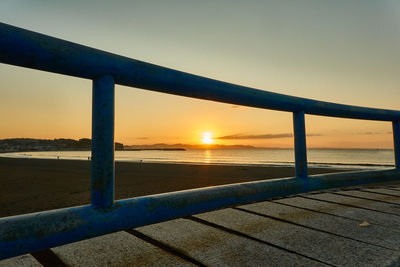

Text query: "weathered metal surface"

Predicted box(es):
[293, 111, 307, 178]
[1, 169, 400, 259]
[1, 22, 400, 121]
[91, 75, 115, 209]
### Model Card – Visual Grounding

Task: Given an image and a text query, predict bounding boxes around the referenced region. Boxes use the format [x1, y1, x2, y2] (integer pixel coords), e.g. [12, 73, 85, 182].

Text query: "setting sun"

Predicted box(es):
[201, 132, 214, 144]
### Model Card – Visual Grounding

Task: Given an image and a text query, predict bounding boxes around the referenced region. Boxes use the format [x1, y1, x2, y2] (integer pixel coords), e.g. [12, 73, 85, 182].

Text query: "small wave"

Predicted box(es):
[0, 151, 395, 170]
[308, 162, 394, 169]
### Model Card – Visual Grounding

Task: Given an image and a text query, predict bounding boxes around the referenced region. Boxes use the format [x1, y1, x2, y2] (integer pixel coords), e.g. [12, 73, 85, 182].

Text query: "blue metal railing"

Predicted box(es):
[1, 22, 400, 259]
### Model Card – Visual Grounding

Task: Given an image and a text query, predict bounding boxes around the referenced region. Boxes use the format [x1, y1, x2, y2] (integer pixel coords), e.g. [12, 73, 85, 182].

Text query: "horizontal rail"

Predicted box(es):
[1, 169, 399, 260]
[1, 22, 399, 121]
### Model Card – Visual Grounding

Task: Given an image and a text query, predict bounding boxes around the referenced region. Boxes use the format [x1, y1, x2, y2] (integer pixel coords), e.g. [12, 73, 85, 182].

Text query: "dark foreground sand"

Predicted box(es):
[0, 157, 346, 218]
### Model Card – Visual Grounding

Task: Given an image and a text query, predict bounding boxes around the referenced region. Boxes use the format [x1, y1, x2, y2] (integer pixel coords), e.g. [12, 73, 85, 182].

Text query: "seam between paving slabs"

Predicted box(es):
[125, 229, 206, 267]
[271, 200, 370, 223]
[383, 187, 400, 192]
[233, 207, 398, 252]
[186, 216, 333, 266]
[331, 192, 400, 206]
[271, 199, 400, 234]
[31, 249, 67, 267]
[359, 189, 400, 197]
[300, 195, 400, 216]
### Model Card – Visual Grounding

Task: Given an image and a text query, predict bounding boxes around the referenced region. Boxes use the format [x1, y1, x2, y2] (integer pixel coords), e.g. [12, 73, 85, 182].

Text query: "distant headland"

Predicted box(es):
[0, 138, 262, 153]
[124, 143, 258, 150]
[0, 138, 124, 152]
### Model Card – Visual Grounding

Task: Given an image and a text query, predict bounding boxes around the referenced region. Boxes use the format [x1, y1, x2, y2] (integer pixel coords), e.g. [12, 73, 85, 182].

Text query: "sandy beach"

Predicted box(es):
[0, 157, 346, 218]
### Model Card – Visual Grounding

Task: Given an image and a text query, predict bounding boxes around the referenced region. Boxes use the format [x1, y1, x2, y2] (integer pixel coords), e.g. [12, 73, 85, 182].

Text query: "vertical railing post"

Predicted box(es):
[293, 111, 308, 178]
[393, 120, 400, 169]
[91, 75, 115, 209]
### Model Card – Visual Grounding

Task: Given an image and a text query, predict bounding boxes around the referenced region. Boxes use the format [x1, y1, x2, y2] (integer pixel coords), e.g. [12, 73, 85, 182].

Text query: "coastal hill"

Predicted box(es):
[0, 138, 124, 152]
[0, 138, 259, 153]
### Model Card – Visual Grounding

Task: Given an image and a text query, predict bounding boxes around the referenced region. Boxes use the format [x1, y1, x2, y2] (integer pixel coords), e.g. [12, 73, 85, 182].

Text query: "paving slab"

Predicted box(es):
[137, 218, 321, 266]
[382, 186, 400, 192]
[337, 190, 400, 205]
[52, 231, 191, 267]
[240, 200, 400, 250]
[195, 208, 399, 266]
[362, 188, 400, 197]
[3, 186, 400, 266]
[387, 187, 400, 191]
[306, 193, 400, 215]
[0, 255, 41, 267]
[275, 196, 400, 229]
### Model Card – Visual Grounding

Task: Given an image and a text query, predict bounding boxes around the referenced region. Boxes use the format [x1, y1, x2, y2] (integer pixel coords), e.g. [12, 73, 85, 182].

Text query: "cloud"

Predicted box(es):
[217, 133, 292, 140]
[355, 131, 392, 135]
[136, 137, 150, 140]
[217, 133, 321, 140]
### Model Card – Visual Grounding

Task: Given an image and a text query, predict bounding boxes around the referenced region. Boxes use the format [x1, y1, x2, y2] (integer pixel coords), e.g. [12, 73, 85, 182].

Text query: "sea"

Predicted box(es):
[0, 148, 395, 170]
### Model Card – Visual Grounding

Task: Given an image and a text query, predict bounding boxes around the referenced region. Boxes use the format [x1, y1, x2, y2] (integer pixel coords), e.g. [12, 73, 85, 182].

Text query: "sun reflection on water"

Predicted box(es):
[203, 149, 212, 164]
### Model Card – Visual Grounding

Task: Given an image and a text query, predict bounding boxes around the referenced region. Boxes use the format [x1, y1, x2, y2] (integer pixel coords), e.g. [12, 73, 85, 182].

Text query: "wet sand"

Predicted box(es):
[0, 157, 346, 217]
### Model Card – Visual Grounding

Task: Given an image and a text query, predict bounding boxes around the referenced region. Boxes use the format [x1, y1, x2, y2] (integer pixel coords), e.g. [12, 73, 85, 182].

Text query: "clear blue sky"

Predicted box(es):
[1, 1, 399, 148]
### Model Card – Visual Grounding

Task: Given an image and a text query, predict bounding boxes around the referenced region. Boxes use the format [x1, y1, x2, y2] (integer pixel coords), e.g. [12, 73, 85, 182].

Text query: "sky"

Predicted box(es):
[0, 0, 400, 148]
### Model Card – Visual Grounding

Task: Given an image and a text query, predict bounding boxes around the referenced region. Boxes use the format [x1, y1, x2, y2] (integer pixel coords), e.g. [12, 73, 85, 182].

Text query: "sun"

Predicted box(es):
[201, 131, 214, 144]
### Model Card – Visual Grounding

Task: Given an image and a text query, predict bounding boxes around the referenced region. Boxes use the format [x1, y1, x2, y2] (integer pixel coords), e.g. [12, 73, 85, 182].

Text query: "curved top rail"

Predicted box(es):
[0, 22, 399, 121]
